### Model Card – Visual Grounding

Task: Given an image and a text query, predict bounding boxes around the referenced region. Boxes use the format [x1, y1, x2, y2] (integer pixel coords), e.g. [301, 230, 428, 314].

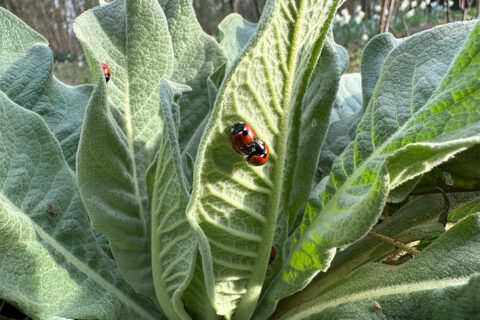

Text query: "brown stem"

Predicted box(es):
[385, 0, 396, 33]
[378, 0, 389, 33]
[446, 0, 451, 22]
[368, 232, 421, 256]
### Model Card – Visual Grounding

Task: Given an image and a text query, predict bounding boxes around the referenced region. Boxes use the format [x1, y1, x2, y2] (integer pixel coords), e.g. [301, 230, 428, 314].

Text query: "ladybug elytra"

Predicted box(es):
[246, 140, 269, 166]
[230, 122, 258, 155]
[100, 62, 111, 82]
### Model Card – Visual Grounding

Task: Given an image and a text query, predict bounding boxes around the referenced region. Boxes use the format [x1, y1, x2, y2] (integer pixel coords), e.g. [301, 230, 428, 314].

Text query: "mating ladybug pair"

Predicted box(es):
[230, 122, 269, 166]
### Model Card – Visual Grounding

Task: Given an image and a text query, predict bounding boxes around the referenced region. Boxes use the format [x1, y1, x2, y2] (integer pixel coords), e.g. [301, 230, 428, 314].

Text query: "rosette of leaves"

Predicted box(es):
[2, 0, 480, 319]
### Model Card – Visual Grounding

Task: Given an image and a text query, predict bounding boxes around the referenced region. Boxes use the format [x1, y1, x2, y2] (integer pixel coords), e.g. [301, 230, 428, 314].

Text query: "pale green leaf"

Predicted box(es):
[361, 32, 399, 111]
[285, 38, 341, 226]
[75, 0, 174, 297]
[0, 92, 162, 320]
[182, 63, 227, 186]
[330, 73, 362, 123]
[182, 256, 219, 320]
[257, 20, 480, 317]
[279, 214, 480, 319]
[449, 195, 480, 221]
[186, 0, 341, 318]
[159, 0, 227, 150]
[218, 13, 257, 63]
[272, 191, 480, 317]
[0, 7, 47, 75]
[0, 44, 93, 170]
[317, 73, 362, 178]
[149, 80, 196, 320]
[334, 43, 349, 75]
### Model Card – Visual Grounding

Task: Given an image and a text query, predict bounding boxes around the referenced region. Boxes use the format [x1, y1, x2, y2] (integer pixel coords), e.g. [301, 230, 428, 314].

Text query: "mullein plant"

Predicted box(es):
[1, 0, 480, 319]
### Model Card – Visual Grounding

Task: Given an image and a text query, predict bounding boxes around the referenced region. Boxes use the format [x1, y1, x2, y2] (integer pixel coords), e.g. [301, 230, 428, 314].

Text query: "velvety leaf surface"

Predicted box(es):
[149, 80, 196, 320]
[186, 0, 341, 318]
[285, 38, 341, 225]
[182, 63, 227, 187]
[159, 0, 227, 151]
[0, 7, 47, 74]
[75, 0, 174, 297]
[279, 213, 480, 319]
[218, 13, 257, 63]
[272, 192, 479, 317]
[317, 73, 362, 177]
[360, 32, 399, 111]
[0, 92, 162, 320]
[257, 20, 480, 318]
[449, 194, 480, 221]
[0, 44, 93, 169]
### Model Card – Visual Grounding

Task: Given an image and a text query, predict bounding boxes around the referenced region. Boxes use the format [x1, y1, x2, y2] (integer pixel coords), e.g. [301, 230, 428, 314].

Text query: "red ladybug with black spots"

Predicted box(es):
[246, 140, 269, 166]
[101, 62, 111, 82]
[230, 122, 258, 155]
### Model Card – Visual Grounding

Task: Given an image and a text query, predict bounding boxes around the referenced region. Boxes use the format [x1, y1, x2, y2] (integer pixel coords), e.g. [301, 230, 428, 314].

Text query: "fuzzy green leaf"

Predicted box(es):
[186, 0, 341, 318]
[279, 213, 480, 319]
[159, 0, 227, 151]
[149, 80, 196, 320]
[0, 45, 93, 170]
[271, 192, 479, 317]
[0, 7, 47, 74]
[257, 20, 480, 317]
[0, 92, 162, 320]
[75, 0, 174, 298]
[317, 73, 362, 177]
[218, 13, 257, 63]
[361, 33, 399, 111]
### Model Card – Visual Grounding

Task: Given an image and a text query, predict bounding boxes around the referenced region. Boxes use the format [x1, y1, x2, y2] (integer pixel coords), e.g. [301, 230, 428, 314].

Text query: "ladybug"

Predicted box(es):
[230, 122, 258, 155]
[100, 62, 111, 82]
[269, 247, 276, 264]
[246, 140, 269, 166]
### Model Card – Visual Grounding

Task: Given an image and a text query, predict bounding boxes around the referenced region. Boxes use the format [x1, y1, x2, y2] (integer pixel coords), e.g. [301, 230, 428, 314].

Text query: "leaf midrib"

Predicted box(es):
[234, 0, 335, 318]
[124, 7, 146, 235]
[0, 188, 157, 320]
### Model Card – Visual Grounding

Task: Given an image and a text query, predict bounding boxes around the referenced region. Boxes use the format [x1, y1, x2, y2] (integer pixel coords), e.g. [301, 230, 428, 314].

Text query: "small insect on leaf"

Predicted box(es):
[47, 203, 56, 219]
[100, 62, 111, 82]
[373, 301, 382, 311]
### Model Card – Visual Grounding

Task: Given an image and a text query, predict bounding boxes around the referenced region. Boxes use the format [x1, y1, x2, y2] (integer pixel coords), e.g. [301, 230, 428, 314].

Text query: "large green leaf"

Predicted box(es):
[218, 13, 257, 63]
[0, 7, 47, 74]
[149, 80, 197, 320]
[186, 0, 341, 318]
[271, 192, 480, 317]
[279, 213, 480, 319]
[360, 33, 399, 111]
[0, 44, 93, 170]
[75, 0, 174, 298]
[0, 92, 162, 320]
[159, 0, 227, 151]
[329, 73, 362, 123]
[317, 73, 362, 177]
[182, 63, 227, 186]
[257, 20, 480, 317]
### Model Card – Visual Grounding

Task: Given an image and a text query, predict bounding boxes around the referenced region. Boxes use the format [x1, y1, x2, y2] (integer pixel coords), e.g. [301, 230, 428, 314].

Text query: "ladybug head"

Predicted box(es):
[231, 122, 246, 135]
